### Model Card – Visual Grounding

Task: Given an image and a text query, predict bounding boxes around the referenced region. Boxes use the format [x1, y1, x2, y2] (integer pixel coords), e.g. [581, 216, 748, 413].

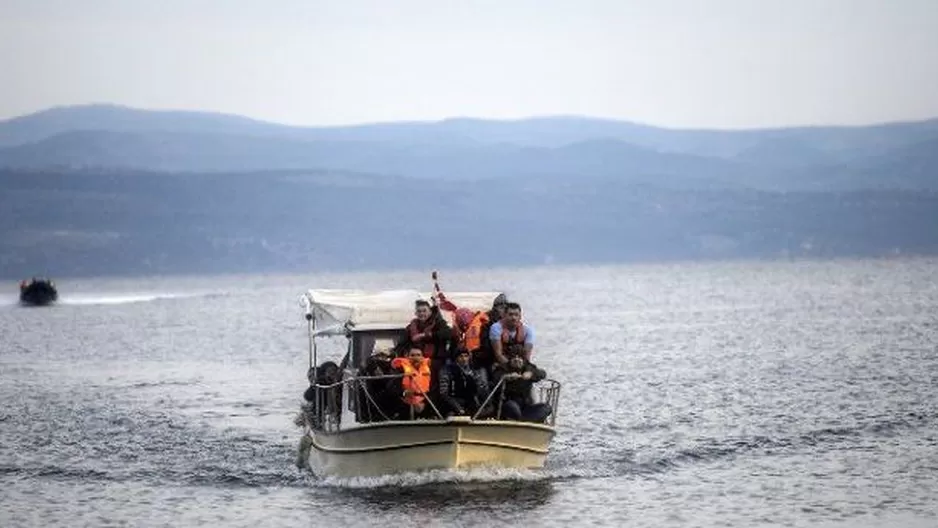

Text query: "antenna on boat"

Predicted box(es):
[431, 270, 440, 306]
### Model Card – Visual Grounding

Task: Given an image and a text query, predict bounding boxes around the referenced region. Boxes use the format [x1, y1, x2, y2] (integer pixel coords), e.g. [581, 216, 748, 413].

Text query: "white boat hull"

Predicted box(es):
[304, 417, 555, 478]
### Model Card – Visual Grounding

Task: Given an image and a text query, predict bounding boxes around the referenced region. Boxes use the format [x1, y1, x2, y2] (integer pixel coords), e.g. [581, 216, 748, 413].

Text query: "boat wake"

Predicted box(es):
[61, 292, 225, 306]
[1, 291, 225, 307]
[317, 465, 550, 489]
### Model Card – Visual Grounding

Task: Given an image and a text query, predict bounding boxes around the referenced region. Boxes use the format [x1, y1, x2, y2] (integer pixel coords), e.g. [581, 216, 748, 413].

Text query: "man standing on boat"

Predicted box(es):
[489, 302, 534, 366]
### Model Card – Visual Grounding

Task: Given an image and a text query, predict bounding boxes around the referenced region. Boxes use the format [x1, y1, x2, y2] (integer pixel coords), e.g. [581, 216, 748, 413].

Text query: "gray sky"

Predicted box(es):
[1, 0, 936, 128]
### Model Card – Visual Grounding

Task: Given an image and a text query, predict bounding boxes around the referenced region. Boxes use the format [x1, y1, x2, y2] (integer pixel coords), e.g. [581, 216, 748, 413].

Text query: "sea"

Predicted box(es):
[1, 258, 936, 527]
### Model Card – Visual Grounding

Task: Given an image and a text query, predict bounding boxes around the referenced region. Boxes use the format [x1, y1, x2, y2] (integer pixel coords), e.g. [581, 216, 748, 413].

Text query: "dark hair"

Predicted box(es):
[505, 302, 522, 312]
[415, 299, 431, 309]
[492, 293, 508, 307]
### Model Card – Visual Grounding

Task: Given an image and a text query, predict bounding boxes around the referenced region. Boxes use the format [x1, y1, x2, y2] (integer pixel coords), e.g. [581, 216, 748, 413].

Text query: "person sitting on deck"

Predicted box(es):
[399, 300, 456, 363]
[356, 341, 403, 422]
[391, 348, 433, 419]
[398, 299, 457, 394]
[438, 348, 493, 418]
[303, 361, 340, 403]
[492, 353, 551, 423]
[489, 302, 534, 367]
[451, 294, 507, 372]
[452, 307, 479, 356]
[301, 360, 342, 428]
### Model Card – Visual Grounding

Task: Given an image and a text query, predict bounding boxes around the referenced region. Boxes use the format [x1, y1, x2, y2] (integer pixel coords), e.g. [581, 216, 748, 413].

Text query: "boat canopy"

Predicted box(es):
[304, 289, 503, 336]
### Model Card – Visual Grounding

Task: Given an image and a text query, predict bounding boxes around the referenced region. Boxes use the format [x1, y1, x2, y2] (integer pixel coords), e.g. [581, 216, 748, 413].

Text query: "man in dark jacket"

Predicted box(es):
[492, 353, 552, 423]
[356, 348, 404, 422]
[438, 348, 493, 418]
[398, 300, 457, 362]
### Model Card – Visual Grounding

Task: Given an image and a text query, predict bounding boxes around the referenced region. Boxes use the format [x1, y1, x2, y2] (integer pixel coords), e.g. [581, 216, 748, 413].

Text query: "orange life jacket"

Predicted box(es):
[461, 311, 489, 353]
[500, 323, 527, 345]
[501, 323, 528, 359]
[391, 357, 431, 406]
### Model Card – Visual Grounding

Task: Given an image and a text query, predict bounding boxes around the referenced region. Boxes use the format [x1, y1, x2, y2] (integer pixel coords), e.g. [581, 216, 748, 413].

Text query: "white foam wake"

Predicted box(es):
[316, 465, 551, 489]
[60, 292, 216, 306]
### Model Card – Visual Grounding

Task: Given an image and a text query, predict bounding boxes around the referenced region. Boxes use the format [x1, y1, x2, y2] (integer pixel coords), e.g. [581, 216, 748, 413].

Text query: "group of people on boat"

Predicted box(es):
[19, 277, 53, 290]
[308, 294, 553, 425]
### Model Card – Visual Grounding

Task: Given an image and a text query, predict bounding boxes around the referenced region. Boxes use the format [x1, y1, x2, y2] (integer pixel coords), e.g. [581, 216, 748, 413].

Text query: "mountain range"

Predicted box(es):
[2, 104, 938, 190]
[1, 104, 937, 279]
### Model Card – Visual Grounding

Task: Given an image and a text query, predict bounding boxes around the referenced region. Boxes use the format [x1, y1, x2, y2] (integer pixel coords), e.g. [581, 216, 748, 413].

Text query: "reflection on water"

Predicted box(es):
[341, 478, 556, 510]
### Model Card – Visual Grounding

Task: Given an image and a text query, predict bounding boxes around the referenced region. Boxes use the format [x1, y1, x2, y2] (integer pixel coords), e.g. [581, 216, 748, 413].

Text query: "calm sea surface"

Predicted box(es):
[1, 258, 937, 527]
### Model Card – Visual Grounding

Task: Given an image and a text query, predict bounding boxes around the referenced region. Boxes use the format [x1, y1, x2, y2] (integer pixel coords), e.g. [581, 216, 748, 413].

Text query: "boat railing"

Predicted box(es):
[473, 376, 561, 426]
[534, 378, 562, 427]
[302, 372, 447, 432]
[301, 371, 562, 432]
[345, 372, 449, 423]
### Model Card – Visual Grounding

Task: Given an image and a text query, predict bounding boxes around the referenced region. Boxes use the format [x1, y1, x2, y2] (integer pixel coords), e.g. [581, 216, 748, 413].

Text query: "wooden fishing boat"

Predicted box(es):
[294, 287, 561, 478]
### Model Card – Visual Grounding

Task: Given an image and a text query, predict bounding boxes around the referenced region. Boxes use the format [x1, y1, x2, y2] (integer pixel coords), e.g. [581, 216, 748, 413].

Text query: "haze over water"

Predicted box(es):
[1, 258, 937, 527]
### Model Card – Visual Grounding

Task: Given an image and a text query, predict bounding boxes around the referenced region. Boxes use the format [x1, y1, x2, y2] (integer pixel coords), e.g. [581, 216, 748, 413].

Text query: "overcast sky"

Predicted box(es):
[1, 0, 936, 128]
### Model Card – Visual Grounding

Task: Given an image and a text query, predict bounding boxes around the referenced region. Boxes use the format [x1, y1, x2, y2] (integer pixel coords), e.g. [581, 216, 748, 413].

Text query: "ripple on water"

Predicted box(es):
[2, 259, 938, 527]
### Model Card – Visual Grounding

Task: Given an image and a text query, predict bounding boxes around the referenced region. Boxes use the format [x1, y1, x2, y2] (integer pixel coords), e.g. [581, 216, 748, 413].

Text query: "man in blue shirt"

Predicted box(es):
[489, 302, 535, 367]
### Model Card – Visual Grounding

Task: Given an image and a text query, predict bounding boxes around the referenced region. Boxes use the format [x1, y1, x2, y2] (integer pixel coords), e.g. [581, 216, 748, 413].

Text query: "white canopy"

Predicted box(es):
[303, 288, 503, 336]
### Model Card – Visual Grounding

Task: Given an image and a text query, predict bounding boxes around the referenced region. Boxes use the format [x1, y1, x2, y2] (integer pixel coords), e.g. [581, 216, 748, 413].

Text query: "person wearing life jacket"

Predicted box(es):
[453, 307, 481, 350]
[468, 293, 508, 370]
[489, 302, 534, 367]
[400, 299, 456, 362]
[391, 348, 432, 418]
[400, 299, 457, 395]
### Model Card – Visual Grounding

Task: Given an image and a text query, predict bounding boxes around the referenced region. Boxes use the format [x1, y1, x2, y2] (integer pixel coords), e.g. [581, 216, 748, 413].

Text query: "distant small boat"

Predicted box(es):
[19, 277, 59, 306]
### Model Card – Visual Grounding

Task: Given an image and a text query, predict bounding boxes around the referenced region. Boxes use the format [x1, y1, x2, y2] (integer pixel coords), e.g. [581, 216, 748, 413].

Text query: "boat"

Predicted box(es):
[18, 277, 59, 306]
[294, 287, 561, 478]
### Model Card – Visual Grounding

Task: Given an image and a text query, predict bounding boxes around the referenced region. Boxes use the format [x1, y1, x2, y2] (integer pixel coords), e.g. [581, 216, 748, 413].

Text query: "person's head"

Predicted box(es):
[367, 352, 391, 374]
[491, 294, 508, 318]
[508, 353, 525, 372]
[407, 347, 424, 365]
[454, 308, 475, 332]
[372, 338, 394, 356]
[454, 348, 471, 367]
[503, 302, 522, 328]
[314, 361, 340, 384]
[414, 300, 432, 322]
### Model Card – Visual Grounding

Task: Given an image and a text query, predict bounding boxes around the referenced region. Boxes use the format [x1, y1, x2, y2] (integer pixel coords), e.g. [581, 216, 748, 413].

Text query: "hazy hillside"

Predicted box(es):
[2, 105, 938, 279]
[0, 105, 938, 190]
[0, 129, 757, 189]
[5, 105, 938, 155]
[0, 104, 291, 147]
[1, 105, 937, 192]
[3, 168, 937, 279]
